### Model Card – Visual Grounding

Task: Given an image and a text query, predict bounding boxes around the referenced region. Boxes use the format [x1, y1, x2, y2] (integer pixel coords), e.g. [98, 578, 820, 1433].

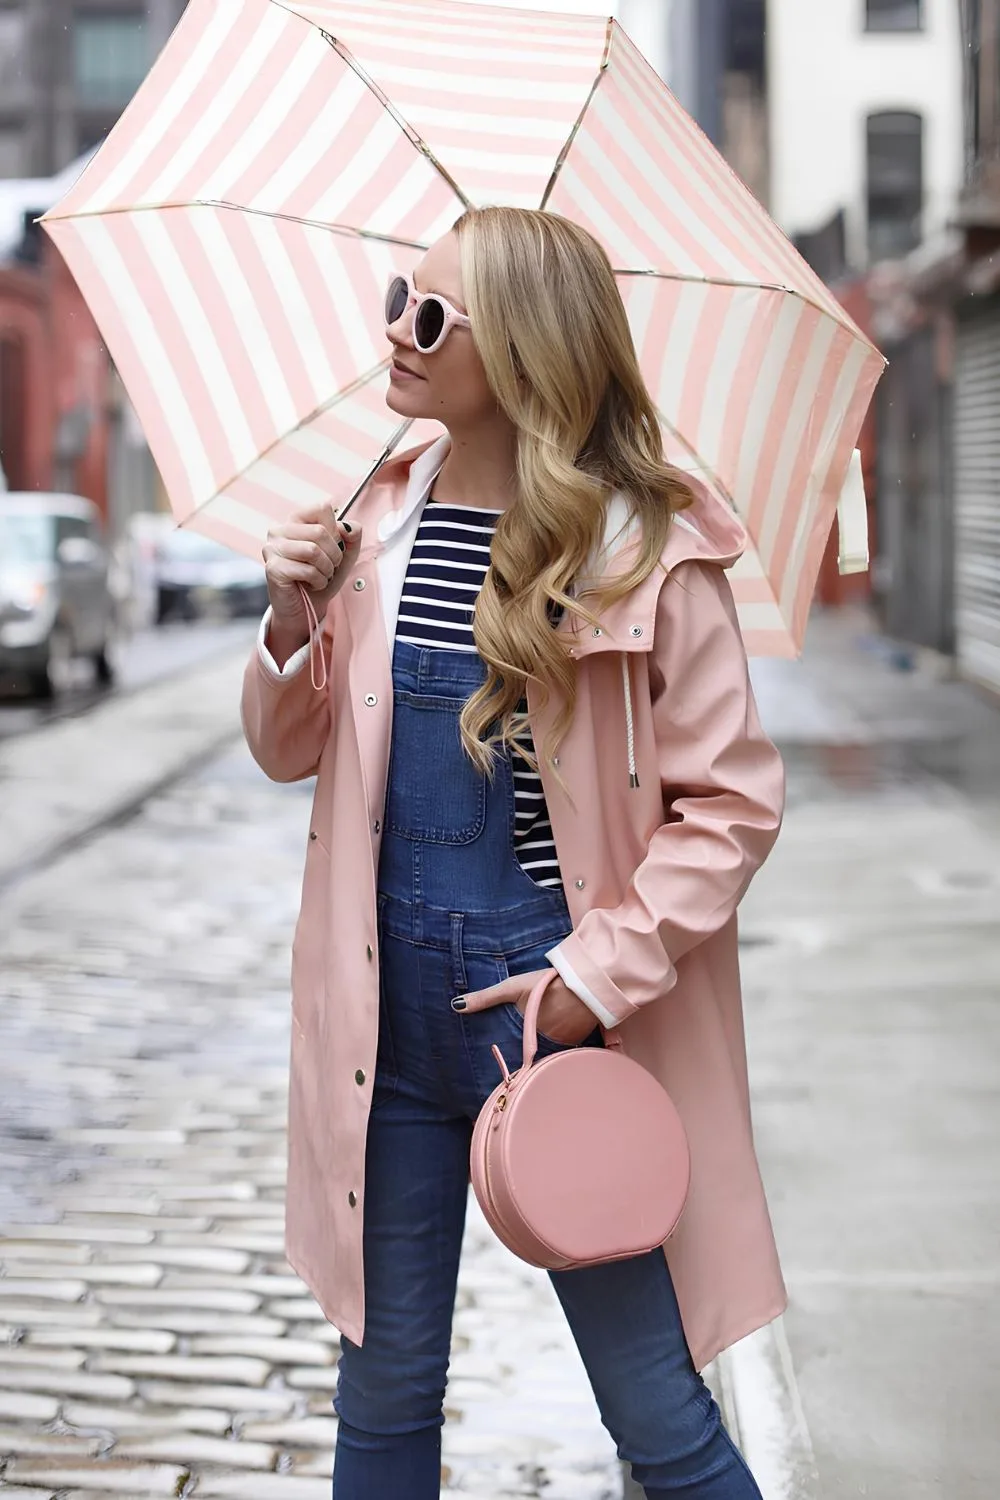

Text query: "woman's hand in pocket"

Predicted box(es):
[454, 969, 599, 1045]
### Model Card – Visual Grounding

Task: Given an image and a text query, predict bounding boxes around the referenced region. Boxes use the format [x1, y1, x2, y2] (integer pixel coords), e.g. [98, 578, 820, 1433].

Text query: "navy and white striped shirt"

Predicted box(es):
[396, 499, 563, 892]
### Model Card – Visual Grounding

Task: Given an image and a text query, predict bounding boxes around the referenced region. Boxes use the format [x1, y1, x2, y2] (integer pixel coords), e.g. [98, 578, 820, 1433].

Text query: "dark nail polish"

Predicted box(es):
[338, 539, 345, 552]
[343, 521, 352, 533]
[451, 998, 467, 1011]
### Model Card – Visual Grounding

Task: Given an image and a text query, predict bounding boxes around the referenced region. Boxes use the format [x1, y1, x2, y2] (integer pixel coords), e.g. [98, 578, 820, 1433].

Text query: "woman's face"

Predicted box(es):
[384, 231, 498, 429]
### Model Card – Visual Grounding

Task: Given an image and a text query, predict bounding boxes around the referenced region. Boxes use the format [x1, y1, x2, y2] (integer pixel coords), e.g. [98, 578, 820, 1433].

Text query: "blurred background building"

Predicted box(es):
[0, 0, 178, 534]
[625, 0, 1000, 698]
[1, 0, 997, 697]
[0, 0, 182, 176]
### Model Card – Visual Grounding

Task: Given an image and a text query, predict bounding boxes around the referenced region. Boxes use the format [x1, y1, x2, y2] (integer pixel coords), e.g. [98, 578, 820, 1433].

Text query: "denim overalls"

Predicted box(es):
[332, 639, 763, 1500]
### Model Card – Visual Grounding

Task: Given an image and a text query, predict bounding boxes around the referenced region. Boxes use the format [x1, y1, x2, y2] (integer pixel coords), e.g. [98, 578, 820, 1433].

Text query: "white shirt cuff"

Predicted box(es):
[546, 940, 619, 1029]
[256, 607, 311, 681]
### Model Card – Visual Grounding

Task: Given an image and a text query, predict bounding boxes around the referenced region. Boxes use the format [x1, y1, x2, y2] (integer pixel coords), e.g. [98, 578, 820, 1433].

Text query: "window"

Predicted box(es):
[964, 0, 1000, 172]
[0, 127, 25, 177]
[867, 111, 923, 260]
[73, 11, 148, 107]
[0, 9, 26, 94]
[865, 0, 923, 30]
[0, 514, 55, 565]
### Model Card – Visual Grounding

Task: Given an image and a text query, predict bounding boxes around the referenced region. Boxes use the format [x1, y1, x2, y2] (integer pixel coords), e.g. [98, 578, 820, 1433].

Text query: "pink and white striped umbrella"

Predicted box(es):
[42, 0, 883, 656]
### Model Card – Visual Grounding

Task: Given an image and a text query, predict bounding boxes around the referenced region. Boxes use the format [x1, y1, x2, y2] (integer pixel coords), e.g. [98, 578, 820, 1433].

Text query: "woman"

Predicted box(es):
[241, 207, 786, 1499]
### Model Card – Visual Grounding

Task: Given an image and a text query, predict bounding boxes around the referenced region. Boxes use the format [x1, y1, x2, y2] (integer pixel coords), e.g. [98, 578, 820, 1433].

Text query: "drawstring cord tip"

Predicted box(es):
[629, 772, 640, 789]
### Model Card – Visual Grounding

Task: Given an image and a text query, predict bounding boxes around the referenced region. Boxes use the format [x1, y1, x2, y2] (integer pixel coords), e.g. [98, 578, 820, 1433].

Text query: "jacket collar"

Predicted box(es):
[357, 438, 747, 657]
[359, 436, 449, 557]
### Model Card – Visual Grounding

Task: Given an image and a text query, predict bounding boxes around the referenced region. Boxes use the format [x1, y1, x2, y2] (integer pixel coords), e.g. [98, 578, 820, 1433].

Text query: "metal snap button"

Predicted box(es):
[592, 626, 602, 637]
[575, 878, 586, 889]
[373, 819, 381, 834]
[551, 756, 560, 767]
[348, 1190, 358, 1207]
[309, 831, 317, 841]
[353, 578, 366, 591]
[630, 624, 643, 637]
[366, 944, 373, 961]
[364, 693, 378, 707]
[354, 1069, 365, 1086]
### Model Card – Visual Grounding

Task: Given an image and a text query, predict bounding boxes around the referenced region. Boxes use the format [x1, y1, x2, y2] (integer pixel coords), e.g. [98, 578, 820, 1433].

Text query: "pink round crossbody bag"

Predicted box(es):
[470, 971, 691, 1269]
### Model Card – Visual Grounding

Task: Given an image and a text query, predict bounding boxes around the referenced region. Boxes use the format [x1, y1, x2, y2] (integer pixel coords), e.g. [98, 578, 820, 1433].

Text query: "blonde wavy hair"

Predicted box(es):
[454, 206, 693, 774]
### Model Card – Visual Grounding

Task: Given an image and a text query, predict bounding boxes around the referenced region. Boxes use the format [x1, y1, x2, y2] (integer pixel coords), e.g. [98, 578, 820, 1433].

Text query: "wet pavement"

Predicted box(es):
[0, 604, 998, 1498]
[0, 621, 256, 744]
[0, 738, 620, 1498]
[742, 608, 1000, 1500]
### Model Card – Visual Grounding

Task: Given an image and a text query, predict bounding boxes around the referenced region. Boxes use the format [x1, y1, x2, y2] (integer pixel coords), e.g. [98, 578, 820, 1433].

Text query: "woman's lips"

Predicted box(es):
[390, 361, 424, 382]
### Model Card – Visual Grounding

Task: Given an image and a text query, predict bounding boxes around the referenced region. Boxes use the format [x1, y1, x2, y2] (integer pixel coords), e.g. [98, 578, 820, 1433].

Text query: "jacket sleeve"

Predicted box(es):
[547, 560, 785, 1027]
[240, 607, 333, 784]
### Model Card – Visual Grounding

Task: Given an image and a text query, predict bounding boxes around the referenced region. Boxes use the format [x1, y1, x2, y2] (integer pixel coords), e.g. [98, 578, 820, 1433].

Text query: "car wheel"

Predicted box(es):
[36, 624, 73, 699]
[28, 666, 54, 700]
[93, 641, 116, 686]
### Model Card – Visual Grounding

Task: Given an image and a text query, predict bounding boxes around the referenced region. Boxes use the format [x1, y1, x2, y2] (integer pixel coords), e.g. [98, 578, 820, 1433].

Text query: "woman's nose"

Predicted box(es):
[386, 311, 416, 349]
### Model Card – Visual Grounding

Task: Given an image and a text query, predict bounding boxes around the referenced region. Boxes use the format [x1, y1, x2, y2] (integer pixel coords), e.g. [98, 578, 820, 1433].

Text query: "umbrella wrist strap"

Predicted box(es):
[297, 584, 328, 693]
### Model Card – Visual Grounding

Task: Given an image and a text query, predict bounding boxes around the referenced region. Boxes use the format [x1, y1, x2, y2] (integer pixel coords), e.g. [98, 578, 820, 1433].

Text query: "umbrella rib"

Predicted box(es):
[311, 25, 473, 213]
[41, 196, 433, 252]
[616, 268, 883, 350]
[209, 198, 433, 250]
[540, 17, 614, 211]
[177, 360, 408, 530]
[653, 406, 741, 520]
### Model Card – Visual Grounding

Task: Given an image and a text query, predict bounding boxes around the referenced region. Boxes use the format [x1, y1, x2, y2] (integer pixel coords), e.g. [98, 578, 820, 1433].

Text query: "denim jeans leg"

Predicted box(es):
[332, 1084, 472, 1500]
[550, 1251, 763, 1499]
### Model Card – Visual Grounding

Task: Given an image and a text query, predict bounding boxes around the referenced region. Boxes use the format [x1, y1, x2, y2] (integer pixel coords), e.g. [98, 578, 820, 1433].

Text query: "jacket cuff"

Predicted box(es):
[257, 607, 311, 681]
[546, 938, 639, 1029]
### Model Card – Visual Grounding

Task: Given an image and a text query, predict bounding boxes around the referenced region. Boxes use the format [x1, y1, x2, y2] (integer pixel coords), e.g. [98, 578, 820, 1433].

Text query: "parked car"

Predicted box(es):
[151, 527, 269, 624]
[0, 493, 116, 698]
[121, 512, 176, 630]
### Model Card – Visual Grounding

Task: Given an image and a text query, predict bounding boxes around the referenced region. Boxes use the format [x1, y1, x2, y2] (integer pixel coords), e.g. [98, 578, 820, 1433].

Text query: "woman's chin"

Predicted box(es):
[385, 381, 433, 419]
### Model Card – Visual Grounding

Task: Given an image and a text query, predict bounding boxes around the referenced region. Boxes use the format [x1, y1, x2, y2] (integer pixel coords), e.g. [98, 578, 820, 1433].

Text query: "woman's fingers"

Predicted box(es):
[453, 971, 546, 1013]
[267, 557, 333, 592]
[263, 506, 361, 629]
[271, 537, 338, 578]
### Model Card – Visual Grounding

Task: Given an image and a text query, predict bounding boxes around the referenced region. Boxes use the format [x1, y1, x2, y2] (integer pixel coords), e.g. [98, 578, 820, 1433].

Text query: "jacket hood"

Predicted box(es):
[590, 476, 746, 590]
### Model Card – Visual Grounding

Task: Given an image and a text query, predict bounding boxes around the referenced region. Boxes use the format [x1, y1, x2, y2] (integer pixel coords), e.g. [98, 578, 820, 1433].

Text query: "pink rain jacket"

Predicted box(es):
[241, 438, 787, 1371]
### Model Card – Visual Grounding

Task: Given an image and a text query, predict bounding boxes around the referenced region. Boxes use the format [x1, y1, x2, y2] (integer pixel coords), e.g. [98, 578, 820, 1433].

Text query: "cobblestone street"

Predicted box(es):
[0, 731, 620, 1499]
[3, 609, 1000, 1500]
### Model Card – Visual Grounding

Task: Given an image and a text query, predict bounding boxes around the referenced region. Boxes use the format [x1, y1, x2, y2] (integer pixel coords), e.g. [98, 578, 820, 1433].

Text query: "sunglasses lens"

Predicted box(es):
[414, 296, 445, 351]
[385, 277, 409, 326]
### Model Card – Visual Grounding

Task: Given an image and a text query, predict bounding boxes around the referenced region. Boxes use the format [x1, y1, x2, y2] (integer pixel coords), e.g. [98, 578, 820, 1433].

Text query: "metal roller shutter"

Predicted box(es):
[954, 304, 1000, 695]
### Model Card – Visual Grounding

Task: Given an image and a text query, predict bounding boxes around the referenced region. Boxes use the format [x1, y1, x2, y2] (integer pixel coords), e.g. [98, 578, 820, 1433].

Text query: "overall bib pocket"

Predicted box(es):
[386, 691, 487, 845]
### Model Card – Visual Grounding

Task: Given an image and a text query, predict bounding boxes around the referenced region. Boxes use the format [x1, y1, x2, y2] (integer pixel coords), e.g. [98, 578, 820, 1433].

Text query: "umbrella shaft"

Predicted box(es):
[337, 419, 413, 522]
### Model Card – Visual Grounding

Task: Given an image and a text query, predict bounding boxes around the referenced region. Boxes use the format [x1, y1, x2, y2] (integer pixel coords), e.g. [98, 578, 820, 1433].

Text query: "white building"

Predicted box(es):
[617, 0, 964, 275]
[767, 0, 964, 271]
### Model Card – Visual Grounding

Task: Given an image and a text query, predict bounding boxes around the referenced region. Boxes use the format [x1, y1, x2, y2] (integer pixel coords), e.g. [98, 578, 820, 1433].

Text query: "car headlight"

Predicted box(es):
[4, 580, 50, 615]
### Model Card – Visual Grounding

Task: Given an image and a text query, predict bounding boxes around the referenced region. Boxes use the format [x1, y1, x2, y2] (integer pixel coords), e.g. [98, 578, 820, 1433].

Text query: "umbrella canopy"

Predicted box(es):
[43, 0, 884, 656]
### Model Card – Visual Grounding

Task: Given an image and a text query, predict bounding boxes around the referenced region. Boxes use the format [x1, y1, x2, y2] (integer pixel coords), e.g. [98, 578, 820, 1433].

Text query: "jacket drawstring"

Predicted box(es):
[622, 654, 639, 789]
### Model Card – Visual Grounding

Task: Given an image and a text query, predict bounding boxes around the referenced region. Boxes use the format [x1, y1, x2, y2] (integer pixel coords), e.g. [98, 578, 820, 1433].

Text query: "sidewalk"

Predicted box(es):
[0, 638, 255, 887]
[738, 607, 1000, 1499]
